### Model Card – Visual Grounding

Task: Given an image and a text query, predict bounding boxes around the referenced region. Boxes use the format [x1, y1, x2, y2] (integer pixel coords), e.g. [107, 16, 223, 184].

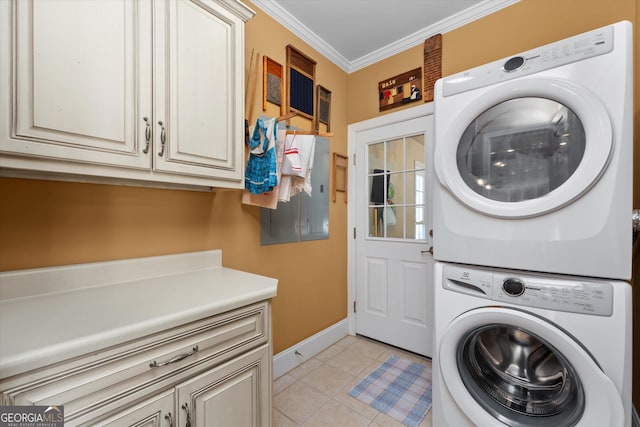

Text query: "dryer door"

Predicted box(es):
[434, 78, 612, 218]
[439, 307, 624, 427]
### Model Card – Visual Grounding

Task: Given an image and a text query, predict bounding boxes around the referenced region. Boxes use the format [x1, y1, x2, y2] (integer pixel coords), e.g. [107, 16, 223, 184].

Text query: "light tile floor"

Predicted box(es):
[273, 335, 434, 427]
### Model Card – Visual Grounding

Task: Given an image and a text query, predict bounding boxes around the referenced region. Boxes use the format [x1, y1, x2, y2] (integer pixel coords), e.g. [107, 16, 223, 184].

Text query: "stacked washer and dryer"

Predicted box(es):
[431, 21, 634, 426]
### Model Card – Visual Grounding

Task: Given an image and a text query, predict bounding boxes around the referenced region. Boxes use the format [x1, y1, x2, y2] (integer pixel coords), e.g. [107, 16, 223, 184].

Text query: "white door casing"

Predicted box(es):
[347, 103, 435, 357]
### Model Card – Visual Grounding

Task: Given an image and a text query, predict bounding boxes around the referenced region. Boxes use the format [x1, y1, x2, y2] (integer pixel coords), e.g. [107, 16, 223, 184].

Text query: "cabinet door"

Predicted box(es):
[1, 0, 152, 169]
[176, 344, 271, 427]
[94, 390, 174, 427]
[153, 0, 244, 182]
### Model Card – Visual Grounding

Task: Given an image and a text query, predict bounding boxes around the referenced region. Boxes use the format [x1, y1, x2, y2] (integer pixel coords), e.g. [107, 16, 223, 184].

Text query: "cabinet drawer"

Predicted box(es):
[0, 301, 269, 425]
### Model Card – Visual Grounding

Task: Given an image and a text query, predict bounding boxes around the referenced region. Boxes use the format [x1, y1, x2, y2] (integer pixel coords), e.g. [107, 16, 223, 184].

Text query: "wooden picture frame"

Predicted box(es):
[316, 85, 331, 131]
[286, 45, 316, 121]
[263, 56, 285, 115]
[378, 67, 422, 112]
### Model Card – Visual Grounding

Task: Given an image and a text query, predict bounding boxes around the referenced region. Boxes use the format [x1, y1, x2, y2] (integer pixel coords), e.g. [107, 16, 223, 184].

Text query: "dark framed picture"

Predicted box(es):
[286, 45, 316, 120]
[316, 85, 331, 131]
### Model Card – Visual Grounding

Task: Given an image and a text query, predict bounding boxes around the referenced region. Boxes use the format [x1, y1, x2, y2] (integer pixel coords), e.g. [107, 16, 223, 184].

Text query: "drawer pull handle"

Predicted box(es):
[149, 345, 199, 368]
[164, 412, 173, 427]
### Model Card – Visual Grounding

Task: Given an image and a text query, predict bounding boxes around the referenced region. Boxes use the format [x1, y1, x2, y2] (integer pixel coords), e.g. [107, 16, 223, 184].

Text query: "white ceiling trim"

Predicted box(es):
[251, 0, 520, 74]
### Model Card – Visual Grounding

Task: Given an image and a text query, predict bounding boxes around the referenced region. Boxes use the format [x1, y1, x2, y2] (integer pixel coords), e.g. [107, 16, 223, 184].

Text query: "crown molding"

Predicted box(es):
[251, 0, 520, 73]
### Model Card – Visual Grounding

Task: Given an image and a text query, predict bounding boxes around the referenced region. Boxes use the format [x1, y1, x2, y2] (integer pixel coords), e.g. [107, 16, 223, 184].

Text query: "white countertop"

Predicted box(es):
[0, 250, 277, 378]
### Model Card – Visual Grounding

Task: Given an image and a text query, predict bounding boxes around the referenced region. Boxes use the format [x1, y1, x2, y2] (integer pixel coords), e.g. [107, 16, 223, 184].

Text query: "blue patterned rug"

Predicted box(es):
[348, 355, 432, 427]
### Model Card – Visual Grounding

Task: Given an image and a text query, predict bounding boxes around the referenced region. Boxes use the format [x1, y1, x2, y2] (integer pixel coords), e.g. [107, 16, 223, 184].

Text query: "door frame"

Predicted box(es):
[347, 102, 434, 336]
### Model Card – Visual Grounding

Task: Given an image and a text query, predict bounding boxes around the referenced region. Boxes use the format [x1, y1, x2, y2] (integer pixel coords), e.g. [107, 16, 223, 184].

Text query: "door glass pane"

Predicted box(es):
[457, 97, 586, 202]
[386, 138, 403, 172]
[368, 142, 385, 172]
[406, 135, 425, 169]
[386, 206, 403, 238]
[389, 172, 404, 204]
[367, 133, 426, 240]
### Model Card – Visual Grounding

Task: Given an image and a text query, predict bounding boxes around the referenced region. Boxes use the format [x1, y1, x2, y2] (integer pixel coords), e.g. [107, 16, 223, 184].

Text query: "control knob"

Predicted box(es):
[502, 278, 525, 296]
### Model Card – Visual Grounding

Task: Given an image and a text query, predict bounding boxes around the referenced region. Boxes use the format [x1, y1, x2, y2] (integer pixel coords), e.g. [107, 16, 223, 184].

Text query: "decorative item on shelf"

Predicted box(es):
[263, 56, 285, 116]
[423, 34, 442, 102]
[316, 85, 331, 132]
[286, 45, 316, 121]
[333, 153, 347, 203]
[378, 67, 422, 112]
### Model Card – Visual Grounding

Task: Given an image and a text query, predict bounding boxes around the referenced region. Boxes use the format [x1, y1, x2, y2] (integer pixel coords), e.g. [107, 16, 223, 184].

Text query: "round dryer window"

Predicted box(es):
[434, 78, 613, 218]
[457, 98, 586, 203]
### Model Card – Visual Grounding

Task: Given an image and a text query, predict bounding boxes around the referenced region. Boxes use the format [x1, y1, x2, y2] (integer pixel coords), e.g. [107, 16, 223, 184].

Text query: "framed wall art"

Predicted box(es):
[378, 68, 422, 112]
[263, 56, 285, 115]
[316, 85, 331, 131]
[286, 45, 316, 120]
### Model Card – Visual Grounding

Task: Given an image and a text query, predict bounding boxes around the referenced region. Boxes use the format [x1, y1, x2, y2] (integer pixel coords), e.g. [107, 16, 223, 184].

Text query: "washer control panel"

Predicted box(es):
[442, 264, 613, 316]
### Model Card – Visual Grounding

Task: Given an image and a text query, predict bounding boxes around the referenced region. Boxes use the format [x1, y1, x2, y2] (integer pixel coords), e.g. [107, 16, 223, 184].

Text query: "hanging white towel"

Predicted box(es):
[281, 134, 315, 178]
[279, 134, 315, 200]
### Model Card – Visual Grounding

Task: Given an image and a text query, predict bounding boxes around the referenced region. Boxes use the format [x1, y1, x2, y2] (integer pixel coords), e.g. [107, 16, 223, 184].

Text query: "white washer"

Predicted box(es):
[432, 21, 633, 280]
[432, 262, 632, 427]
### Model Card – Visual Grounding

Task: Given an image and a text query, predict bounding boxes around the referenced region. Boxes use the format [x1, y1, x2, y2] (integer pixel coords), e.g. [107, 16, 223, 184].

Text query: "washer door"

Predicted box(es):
[439, 307, 624, 427]
[434, 78, 612, 218]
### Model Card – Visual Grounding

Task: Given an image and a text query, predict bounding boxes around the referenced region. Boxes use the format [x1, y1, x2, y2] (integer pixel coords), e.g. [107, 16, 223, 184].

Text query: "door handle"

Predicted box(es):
[157, 120, 166, 157]
[142, 117, 151, 154]
[421, 247, 433, 255]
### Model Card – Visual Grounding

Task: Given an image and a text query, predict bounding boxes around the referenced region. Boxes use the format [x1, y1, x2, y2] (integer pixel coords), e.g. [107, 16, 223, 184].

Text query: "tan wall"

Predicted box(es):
[0, 0, 350, 357]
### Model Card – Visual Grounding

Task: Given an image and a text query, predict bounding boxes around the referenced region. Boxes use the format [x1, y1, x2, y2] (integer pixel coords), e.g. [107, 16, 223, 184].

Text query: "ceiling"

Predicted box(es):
[250, 0, 519, 73]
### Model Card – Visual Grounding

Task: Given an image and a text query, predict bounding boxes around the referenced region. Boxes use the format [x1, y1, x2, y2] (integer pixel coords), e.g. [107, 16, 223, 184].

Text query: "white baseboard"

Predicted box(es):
[273, 319, 349, 379]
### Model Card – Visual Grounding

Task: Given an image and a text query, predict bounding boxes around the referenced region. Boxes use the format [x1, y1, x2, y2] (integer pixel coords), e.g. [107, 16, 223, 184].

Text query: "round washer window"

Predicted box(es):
[457, 324, 585, 427]
[457, 97, 586, 203]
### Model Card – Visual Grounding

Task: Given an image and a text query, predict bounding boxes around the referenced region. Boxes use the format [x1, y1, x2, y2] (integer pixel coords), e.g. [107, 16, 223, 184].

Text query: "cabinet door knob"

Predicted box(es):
[142, 117, 151, 154]
[164, 412, 173, 427]
[158, 120, 166, 157]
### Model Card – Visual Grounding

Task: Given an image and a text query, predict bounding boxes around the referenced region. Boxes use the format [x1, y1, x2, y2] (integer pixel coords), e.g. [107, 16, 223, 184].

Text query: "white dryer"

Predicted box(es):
[432, 21, 633, 280]
[432, 262, 632, 427]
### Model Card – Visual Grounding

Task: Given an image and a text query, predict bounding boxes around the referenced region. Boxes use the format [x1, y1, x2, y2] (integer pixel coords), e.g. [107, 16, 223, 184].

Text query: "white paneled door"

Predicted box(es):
[350, 108, 434, 357]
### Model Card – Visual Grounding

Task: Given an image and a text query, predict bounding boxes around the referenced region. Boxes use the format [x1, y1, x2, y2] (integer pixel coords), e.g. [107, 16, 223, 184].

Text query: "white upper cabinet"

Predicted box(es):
[0, 0, 254, 189]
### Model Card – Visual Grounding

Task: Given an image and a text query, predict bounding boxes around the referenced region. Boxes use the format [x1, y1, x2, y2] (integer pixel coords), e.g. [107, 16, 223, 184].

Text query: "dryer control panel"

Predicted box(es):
[442, 264, 614, 316]
[442, 23, 615, 96]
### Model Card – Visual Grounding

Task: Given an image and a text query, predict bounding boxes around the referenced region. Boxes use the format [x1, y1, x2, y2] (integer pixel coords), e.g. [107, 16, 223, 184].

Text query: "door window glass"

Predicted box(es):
[457, 98, 586, 202]
[457, 324, 585, 426]
[367, 134, 426, 239]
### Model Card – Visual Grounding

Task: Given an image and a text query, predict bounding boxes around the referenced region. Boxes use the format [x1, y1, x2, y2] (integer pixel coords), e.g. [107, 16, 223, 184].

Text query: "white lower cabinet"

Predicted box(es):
[99, 345, 270, 427]
[99, 390, 175, 427]
[0, 302, 272, 427]
[176, 345, 270, 427]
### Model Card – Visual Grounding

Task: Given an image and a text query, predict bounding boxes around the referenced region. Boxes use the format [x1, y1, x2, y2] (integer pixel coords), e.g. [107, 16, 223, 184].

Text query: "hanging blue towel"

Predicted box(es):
[245, 117, 278, 194]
